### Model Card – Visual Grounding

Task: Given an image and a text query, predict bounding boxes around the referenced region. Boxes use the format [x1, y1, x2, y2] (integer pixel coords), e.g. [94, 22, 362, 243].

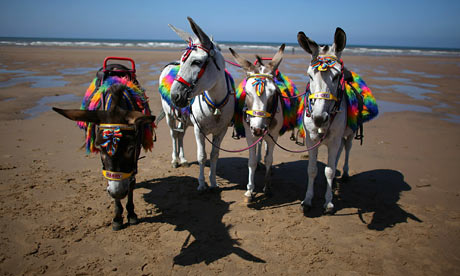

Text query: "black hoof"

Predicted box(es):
[171, 162, 179, 168]
[300, 202, 311, 214]
[128, 214, 138, 225]
[180, 162, 190, 168]
[112, 218, 124, 231]
[341, 173, 350, 182]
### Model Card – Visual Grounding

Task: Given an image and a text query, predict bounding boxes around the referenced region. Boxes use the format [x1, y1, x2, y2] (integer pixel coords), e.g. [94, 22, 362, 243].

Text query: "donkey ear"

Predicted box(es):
[229, 48, 256, 73]
[297, 32, 319, 56]
[187, 17, 212, 49]
[168, 24, 193, 42]
[125, 111, 156, 126]
[53, 107, 105, 124]
[333, 27, 346, 53]
[268, 44, 285, 72]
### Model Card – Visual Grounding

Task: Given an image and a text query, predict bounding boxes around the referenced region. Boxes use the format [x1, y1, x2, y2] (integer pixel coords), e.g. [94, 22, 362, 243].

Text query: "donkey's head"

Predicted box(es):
[53, 85, 155, 199]
[230, 44, 285, 136]
[169, 17, 224, 107]
[298, 28, 346, 129]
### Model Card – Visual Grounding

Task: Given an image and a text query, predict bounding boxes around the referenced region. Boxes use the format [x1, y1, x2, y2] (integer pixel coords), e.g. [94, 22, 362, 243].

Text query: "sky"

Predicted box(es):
[0, 0, 459, 48]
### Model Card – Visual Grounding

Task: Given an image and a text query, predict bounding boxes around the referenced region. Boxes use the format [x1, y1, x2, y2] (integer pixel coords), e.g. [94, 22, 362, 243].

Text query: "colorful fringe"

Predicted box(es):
[78, 76, 155, 153]
[158, 64, 235, 114]
[344, 71, 379, 132]
[234, 72, 305, 138]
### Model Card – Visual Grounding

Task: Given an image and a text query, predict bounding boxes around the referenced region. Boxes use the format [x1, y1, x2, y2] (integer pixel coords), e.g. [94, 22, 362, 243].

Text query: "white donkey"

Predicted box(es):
[297, 28, 355, 214]
[168, 17, 235, 191]
[229, 46, 286, 202]
[159, 62, 192, 168]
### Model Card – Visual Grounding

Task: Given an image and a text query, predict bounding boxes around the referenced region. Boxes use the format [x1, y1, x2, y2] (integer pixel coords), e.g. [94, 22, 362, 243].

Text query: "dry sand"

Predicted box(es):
[0, 45, 459, 275]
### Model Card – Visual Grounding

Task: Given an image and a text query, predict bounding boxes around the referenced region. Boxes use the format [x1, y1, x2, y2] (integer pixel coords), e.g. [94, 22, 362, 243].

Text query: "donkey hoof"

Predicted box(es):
[180, 162, 190, 168]
[128, 214, 138, 225]
[112, 218, 124, 231]
[341, 173, 350, 182]
[171, 162, 179, 168]
[324, 205, 335, 215]
[300, 202, 311, 214]
[244, 195, 254, 204]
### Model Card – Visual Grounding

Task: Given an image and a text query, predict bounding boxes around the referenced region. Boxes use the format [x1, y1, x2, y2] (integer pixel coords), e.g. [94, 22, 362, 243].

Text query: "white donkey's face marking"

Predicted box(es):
[229, 45, 286, 137]
[298, 28, 347, 129]
[169, 18, 223, 108]
[307, 50, 343, 128]
[244, 65, 278, 136]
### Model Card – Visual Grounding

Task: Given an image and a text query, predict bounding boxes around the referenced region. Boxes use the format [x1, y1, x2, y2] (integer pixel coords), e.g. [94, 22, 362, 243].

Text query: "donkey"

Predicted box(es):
[159, 62, 193, 168]
[297, 28, 355, 214]
[229, 45, 288, 202]
[168, 17, 235, 191]
[53, 82, 155, 230]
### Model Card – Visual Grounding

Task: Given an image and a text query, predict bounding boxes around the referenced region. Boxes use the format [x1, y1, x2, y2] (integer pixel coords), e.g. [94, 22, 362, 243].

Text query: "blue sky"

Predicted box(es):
[0, 0, 459, 48]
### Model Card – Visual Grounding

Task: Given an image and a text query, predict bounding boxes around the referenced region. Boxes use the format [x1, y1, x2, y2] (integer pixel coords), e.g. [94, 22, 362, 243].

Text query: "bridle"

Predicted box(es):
[173, 39, 221, 102]
[305, 55, 345, 119]
[97, 123, 142, 181]
[244, 73, 279, 125]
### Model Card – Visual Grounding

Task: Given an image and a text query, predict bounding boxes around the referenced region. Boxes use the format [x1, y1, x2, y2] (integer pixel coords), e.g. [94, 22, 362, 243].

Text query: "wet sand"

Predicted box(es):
[0, 45, 459, 275]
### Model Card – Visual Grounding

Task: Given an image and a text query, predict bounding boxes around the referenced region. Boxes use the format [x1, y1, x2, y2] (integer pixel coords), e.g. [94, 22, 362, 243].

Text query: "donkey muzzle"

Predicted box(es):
[312, 113, 329, 128]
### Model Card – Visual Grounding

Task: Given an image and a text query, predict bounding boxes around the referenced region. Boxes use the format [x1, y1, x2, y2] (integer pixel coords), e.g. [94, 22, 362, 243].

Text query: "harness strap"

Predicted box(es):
[102, 170, 134, 181]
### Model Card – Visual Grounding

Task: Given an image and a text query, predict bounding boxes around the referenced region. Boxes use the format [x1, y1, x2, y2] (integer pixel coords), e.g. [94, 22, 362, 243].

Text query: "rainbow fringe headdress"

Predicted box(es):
[344, 71, 379, 132]
[78, 76, 155, 153]
[159, 63, 235, 113]
[233, 72, 305, 138]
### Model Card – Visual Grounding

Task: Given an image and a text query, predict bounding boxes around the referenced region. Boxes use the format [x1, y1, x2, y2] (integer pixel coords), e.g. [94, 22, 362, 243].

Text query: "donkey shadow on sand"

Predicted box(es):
[216, 158, 421, 231]
[136, 174, 265, 266]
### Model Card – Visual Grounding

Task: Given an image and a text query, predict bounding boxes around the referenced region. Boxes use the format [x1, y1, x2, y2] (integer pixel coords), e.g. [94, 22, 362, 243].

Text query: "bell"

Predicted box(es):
[214, 108, 221, 116]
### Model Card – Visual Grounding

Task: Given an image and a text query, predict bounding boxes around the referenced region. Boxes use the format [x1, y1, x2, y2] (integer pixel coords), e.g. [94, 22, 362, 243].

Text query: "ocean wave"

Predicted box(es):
[1, 38, 459, 57]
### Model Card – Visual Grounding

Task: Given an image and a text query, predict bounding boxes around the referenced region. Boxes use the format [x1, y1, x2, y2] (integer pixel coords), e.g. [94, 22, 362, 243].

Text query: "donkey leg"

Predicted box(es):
[245, 139, 258, 202]
[166, 115, 180, 168]
[256, 141, 263, 170]
[341, 134, 354, 181]
[301, 146, 318, 213]
[263, 137, 276, 197]
[177, 130, 189, 167]
[112, 199, 124, 231]
[126, 179, 138, 225]
[324, 141, 341, 214]
[209, 130, 227, 189]
[194, 127, 207, 191]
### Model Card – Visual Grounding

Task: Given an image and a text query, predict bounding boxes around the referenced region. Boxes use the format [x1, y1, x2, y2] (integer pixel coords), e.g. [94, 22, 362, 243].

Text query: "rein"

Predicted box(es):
[190, 108, 267, 153]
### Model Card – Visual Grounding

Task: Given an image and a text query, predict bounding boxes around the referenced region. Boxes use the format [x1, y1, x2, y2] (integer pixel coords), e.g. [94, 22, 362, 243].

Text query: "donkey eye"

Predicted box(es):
[192, 60, 202, 66]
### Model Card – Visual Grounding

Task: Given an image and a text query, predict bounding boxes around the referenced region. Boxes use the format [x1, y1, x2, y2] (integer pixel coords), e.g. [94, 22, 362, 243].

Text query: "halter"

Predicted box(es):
[244, 73, 277, 119]
[98, 123, 139, 181]
[174, 39, 221, 101]
[305, 55, 345, 117]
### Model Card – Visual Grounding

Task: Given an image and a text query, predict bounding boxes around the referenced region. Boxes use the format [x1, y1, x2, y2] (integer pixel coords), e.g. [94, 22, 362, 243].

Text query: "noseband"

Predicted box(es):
[98, 123, 140, 181]
[244, 73, 278, 120]
[174, 39, 221, 101]
[305, 55, 344, 117]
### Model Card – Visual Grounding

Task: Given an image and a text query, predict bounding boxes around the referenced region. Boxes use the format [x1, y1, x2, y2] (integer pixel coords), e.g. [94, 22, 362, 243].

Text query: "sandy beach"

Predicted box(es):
[0, 45, 459, 275]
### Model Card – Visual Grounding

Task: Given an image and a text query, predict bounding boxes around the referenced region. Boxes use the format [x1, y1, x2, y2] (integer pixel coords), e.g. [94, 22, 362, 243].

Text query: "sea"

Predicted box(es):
[1, 37, 459, 57]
